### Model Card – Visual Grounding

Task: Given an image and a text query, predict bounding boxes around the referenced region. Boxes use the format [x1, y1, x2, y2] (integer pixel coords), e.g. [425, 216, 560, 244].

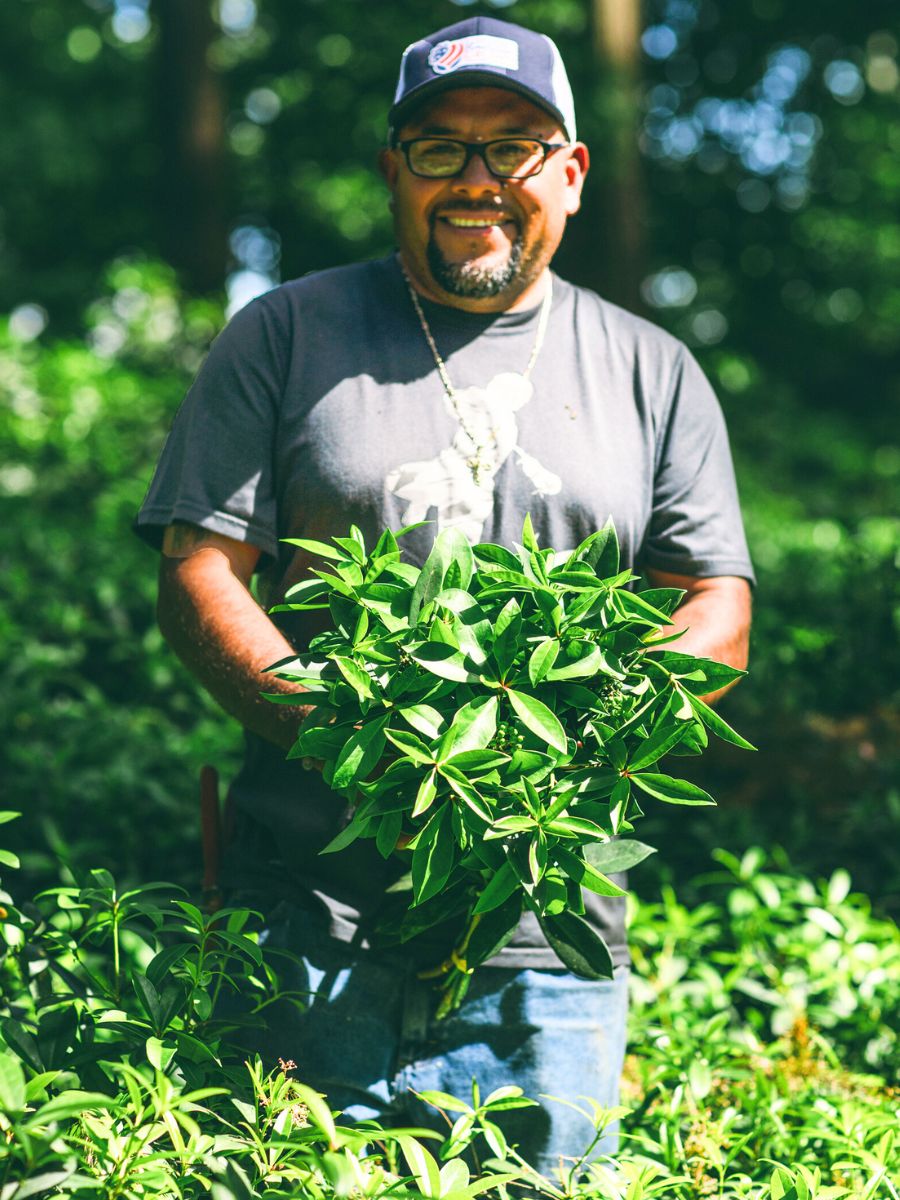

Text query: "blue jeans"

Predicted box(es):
[255, 902, 629, 1175]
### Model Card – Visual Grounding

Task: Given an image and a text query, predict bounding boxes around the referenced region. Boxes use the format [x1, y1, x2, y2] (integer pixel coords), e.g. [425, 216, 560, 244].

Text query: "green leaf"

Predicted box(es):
[444, 749, 508, 772]
[494, 597, 522, 637]
[584, 840, 656, 874]
[0, 848, 20, 869]
[492, 599, 523, 675]
[636, 587, 686, 615]
[412, 805, 455, 906]
[410, 529, 474, 624]
[429, 616, 459, 649]
[332, 537, 363, 564]
[146, 1036, 175, 1072]
[282, 536, 346, 561]
[528, 835, 547, 885]
[528, 639, 560, 686]
[440, 767, 493, 821]
[688, 1059, 712, 1100]
[292, 1083, 339, 1149]
[416, 1089, 473, 1115]
[294, 725, 348, 760]
[332, 656, 374, 701]
[554, 847, 627, 896]
[521, 513, 540, 552]
[539, 911, 614, 979]
[484, 815, 535, 840]
[4, 1171, 77, 1198]
[473, 542, 522, 571]
[398, 1135, 442, 1198]
[573, 519, 620, 578]
[133, 972, 164, 1028]
[412, 769, 439, 819]
[410, 644, 480, 683]
[545, 644, 606, 681]
[473, 860, 519, 915]
[548, 568, 606, 591]
[657, 652, 747, 693]
[631, 772, 716, 805]
[0, 1050, 26, 1115]
[267, 654, 331, 682]
[332, 717, 388, 789]
[372, 527, 400, 560]
[433, 587, 478, 614]
[506, 689, 567, 754]
[376, 809, 403, 857]
[399, 704, 445, 740]
[627, 711, 694, 771]
[687, 690, 757, 750]
[323, 809, 368, 861]
[475, 565, 533, 589]
[385, 727, 434, 765]
[544, 816, 608, 840]
[611, 588, 673, 625]
[437, 695, 498, 760]
[465, 894, 523, 966]
[23, 1090, 117, 1128]
[1, 1019, 43, 1073]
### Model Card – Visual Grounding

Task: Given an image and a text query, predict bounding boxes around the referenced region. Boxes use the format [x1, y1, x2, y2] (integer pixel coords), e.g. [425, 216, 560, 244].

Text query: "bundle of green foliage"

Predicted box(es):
[270, 519, 752, 1013]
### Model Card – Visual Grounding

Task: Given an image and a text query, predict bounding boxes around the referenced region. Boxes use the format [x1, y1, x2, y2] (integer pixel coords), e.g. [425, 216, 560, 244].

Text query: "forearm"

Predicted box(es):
[647, 573, 752, 705]
[667, 594, 747, 669]
[157, 548, 311, 751]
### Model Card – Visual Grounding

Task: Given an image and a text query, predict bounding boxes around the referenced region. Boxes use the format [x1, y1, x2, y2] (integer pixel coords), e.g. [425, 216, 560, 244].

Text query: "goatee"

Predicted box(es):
[426, 235, 526, 299]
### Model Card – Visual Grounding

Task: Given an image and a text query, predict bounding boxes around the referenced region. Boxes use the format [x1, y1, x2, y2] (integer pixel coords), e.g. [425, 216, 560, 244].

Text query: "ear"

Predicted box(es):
[379, 147, 400, 190]
[563, 142, 590, 217]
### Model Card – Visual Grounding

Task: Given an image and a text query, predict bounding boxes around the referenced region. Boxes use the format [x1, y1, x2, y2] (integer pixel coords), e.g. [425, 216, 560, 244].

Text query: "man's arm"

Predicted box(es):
[157, 523, 312, 751]
[644, 570, 752, 704]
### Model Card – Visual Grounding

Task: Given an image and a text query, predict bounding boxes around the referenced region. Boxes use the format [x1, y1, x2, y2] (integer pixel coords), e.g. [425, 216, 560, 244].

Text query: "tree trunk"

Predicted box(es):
[154, 0, 228, 294]
[580, 0, 647, 311]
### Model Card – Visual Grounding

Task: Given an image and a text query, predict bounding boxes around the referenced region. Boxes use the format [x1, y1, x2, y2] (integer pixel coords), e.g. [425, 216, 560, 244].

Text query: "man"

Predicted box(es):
[136, 15, 753, 1172]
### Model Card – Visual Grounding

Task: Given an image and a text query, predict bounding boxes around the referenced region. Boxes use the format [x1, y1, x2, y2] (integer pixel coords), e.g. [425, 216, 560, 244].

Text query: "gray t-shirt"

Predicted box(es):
[137, 254, 754, 970]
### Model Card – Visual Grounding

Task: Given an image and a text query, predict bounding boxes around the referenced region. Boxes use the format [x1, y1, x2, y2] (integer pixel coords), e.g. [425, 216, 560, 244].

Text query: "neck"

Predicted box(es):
[398, 252, 551, 314]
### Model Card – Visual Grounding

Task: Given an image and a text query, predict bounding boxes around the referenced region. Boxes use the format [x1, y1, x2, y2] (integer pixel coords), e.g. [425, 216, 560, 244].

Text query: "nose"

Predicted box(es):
[454, 146, 504, 193]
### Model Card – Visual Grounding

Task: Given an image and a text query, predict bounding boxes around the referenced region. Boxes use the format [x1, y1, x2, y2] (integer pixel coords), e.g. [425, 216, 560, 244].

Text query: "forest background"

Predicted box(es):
[1, 0, 898, 920]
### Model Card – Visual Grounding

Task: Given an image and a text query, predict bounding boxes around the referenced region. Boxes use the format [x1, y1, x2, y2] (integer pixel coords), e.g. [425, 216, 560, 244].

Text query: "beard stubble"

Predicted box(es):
[425, 216, 546, 300]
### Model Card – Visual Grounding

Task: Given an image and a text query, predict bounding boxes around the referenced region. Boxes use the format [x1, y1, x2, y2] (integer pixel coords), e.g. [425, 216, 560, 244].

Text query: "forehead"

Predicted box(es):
[399, 86, 561, 138]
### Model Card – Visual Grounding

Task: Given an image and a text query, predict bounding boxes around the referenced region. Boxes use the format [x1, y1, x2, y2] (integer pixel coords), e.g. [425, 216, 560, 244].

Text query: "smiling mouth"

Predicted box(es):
[441, 214, 514, 228]
[435, 207, 517, 232]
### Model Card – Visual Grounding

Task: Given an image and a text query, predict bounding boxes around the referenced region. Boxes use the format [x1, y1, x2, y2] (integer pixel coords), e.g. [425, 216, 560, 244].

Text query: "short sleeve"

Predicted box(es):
[134, 292, 289, 558]
[641, 347, 755, 584]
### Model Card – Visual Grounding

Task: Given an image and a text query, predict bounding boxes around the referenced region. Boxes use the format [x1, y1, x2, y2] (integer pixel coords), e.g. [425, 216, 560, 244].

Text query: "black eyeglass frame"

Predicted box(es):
[393, 137, 570, 180]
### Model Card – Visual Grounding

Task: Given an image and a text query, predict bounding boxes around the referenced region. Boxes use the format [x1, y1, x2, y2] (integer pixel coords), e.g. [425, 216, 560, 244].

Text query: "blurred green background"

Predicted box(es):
[2, 0, 898, 914]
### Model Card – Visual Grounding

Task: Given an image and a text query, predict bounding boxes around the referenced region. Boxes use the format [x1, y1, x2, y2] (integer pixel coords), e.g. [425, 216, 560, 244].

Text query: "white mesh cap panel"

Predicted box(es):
[542, 34, 577, 140]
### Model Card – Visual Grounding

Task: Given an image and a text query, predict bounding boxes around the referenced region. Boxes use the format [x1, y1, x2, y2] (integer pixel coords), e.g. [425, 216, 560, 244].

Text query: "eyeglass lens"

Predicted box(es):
[408, 139, 548, 179]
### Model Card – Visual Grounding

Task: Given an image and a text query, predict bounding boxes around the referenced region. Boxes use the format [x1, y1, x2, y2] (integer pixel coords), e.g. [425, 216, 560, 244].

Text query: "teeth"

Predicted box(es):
[444, 216, 510, 227]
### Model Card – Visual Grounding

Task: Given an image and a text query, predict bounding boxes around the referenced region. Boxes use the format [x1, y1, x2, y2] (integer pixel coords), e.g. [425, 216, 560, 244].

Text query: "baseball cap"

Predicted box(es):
[389, 16, 577, 142]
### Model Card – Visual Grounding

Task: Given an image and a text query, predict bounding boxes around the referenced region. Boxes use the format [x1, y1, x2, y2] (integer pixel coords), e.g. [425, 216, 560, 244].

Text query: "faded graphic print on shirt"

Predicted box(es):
[385, 371, 562, 543]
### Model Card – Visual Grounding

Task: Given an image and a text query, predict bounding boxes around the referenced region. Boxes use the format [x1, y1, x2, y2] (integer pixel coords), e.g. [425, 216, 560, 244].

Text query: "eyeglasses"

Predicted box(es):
[394, 137, 569, 180]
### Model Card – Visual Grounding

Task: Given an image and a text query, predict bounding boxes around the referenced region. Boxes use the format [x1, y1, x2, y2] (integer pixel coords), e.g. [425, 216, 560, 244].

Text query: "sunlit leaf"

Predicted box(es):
[506, 689, 567, 754]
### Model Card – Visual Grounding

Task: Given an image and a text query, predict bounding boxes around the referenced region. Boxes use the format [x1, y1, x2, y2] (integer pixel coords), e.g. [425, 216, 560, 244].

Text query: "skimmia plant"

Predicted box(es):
[266, 518, 753, 1014]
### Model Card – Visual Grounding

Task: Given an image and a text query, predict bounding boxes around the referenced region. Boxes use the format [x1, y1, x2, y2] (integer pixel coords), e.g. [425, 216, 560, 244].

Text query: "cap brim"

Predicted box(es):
[388, 72, 571, 141]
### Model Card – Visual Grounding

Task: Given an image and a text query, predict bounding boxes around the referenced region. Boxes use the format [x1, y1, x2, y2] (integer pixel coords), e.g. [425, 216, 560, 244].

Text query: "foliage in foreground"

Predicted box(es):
[2, 810, 898, 1197]
[273, 519, 751, 1012]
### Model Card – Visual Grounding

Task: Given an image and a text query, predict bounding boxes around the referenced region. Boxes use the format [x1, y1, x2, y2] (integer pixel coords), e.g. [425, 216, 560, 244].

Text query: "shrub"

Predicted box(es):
[2, 812, 898, 1196]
